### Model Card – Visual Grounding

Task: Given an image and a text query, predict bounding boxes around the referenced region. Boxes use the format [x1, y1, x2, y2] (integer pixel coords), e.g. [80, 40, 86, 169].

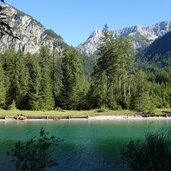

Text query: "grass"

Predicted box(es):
[154, 108, 171, 115]
[0, 108, 170, 117]
[0, 109, 137, 117]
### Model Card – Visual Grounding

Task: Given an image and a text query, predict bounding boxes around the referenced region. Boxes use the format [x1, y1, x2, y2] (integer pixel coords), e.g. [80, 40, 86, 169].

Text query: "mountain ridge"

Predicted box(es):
[0, 4, 66, 54]
[145, 30, 171, 57]
[78, 21, 171, 56]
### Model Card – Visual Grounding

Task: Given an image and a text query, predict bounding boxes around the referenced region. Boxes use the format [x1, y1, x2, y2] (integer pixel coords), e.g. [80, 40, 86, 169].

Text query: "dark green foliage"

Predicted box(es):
[60, 46, 88, 110]
[26, 53, 42, 110]
[145, 31, 171, 57]
[51, 53, 63, 107]
[0, 60, 6, 108]
[8, 99, 17, 110]
[139, 31, 171, 73]
[8, 128, 63, 171]
[89, 25, 135, 109]
[0, 45, 91, 110]
[88, 72, 108, 109]
[43, 30, 65, 48]
[26, 47, 55, 110]
[0, 23, 171, 111]
[136, 53, 171, 109]
[44, 29, 63, 40]
[122, 131, 171, 171]
[39, 47, 55, 110]
[1, 50, 29, 109]
[131, 71, 154, 113]
[0, 48, 56, 110]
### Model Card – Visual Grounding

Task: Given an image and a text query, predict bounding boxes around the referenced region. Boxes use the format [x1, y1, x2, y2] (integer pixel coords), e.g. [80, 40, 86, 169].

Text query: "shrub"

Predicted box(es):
[122, 130, 171, 171]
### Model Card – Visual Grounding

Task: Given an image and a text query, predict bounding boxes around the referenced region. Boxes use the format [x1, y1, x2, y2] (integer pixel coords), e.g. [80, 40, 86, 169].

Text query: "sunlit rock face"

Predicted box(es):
[0, 4, 65, 54]
[78, 21, 171, 56]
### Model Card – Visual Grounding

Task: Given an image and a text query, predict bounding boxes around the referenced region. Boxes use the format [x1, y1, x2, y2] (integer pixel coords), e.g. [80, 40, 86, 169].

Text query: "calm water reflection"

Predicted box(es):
[0, 120, 170, 171]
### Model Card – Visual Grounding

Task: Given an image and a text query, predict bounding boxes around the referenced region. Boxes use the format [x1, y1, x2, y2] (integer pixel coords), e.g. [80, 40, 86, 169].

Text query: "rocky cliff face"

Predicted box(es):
[78, 21, 171, 56]
[0, 4, 65, 54]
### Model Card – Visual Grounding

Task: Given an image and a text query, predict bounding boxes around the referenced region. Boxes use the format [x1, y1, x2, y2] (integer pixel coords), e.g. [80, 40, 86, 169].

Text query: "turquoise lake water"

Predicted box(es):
[0, 120, 171, 171]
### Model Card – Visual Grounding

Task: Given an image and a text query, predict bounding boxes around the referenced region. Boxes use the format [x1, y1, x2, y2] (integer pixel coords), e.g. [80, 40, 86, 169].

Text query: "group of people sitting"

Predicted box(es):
[16, 114, 26, 120]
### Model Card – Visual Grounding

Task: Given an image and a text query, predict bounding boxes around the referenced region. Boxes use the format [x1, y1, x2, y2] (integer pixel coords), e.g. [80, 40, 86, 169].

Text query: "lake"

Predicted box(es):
[0, 120, 171, 171]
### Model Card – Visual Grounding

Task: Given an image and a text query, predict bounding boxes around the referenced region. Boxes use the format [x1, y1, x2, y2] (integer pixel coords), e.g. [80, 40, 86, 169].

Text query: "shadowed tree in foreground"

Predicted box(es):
[122, 130, 171, 171]
[8, 128, 63, 171]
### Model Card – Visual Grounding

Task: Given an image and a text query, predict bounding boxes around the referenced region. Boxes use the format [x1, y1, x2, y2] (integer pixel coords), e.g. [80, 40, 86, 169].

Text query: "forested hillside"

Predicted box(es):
[0, 25, 171, 112]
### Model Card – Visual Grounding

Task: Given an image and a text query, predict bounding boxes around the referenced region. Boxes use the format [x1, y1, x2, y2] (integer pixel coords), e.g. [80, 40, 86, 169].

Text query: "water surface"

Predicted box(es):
[0, 120, 170, 171]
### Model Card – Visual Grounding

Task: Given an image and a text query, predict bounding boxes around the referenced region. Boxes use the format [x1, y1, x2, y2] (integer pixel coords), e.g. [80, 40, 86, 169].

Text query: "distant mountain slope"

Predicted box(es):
[136, 31, 171, 71]
[0, 4, 65, 54]
[145, 31, 171, 57]
[78, 21, 171, 56]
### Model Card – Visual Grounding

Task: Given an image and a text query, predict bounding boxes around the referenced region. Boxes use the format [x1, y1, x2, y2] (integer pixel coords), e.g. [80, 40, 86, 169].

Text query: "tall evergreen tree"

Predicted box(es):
[2, 50, 29, 109]
[131, 71, 153, 113]
[88, 71, 108, 108]
[60, 46, 87, 110]
[27, 53, 42, 110]
[90, 25, 135, 109]
[51, 52, 63, 107]
[114, 38, 135, 108]
[39, 46, 55, 110]
[0, 60, 6, 108]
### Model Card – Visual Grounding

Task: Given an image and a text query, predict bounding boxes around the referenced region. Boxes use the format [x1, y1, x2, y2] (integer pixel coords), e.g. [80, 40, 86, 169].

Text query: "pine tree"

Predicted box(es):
[39, 46, 55, 110]
[2, 50, 29, 109]
[0, 60, 6, 108]
[60, 46, 87, 110]
[114, 38, 135, 108]
[51, 52, 63, 107]
[132, 71, 153, 113]
[90, 25, 135, 109]
[27, 54, 42, 110]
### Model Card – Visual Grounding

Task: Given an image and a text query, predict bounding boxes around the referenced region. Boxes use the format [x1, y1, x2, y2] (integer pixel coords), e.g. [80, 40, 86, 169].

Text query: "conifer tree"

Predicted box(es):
[60, 46, 87, 110]
[91, 25, 135, 109]
[39, 46, 55, 110]
[51, 52, 63, 107]
[131, 71, 153, 113]
[88, 71, 107, 108]
[0, 60, 6, 108]
[2, 50, 29, 109]
[27, 54, 42, 110]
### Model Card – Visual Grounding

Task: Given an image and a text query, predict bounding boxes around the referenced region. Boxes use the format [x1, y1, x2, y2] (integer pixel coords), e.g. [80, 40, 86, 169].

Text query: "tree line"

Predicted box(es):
[0, 25, 171, 112]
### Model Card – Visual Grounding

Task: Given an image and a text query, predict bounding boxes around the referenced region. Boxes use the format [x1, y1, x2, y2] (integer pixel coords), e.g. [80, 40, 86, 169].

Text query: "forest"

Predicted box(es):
[0, 25, 171, 113]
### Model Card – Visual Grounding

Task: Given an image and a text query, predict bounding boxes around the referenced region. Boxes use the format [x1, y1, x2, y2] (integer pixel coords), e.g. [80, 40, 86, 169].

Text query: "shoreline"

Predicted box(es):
[1, 115, 171, 122]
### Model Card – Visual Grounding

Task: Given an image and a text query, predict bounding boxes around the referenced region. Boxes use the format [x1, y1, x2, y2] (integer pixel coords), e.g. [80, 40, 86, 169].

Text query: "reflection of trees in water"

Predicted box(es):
[8, 128, 63, 171]
[122, 130, 171, 171]
[7, 127, 171, 171]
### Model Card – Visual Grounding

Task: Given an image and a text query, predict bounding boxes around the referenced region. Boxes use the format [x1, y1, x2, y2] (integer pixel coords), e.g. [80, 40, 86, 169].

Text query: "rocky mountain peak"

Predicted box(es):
[0, 4, 65, 54]
[134, 25, 142, 32]
[77, 29, 103, 56]
[78, 21, 171, 56]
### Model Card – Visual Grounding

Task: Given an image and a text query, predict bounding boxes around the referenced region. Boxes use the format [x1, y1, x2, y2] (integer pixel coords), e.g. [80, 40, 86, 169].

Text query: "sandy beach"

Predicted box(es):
[1, 115, 171, 121]
[89, 115, 171, 120]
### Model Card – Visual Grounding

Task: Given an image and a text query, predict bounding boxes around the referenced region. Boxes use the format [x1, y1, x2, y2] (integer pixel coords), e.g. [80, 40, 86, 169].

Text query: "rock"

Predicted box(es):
[0, 4, 65, 54]
[78, 21, 171, 56]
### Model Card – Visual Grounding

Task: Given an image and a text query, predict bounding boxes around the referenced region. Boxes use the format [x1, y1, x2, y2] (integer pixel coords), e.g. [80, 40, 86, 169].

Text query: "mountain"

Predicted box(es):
[135, 30, 171, 72]
[0, 4, 65, 54]
[78, 21, 171, 56]
[142, 30, 171, 70]
[145, 31, 171, 57]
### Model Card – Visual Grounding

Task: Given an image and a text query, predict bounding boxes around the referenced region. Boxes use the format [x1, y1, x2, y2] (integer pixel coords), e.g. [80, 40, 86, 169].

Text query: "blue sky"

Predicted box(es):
[6, 0, 171, 46]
